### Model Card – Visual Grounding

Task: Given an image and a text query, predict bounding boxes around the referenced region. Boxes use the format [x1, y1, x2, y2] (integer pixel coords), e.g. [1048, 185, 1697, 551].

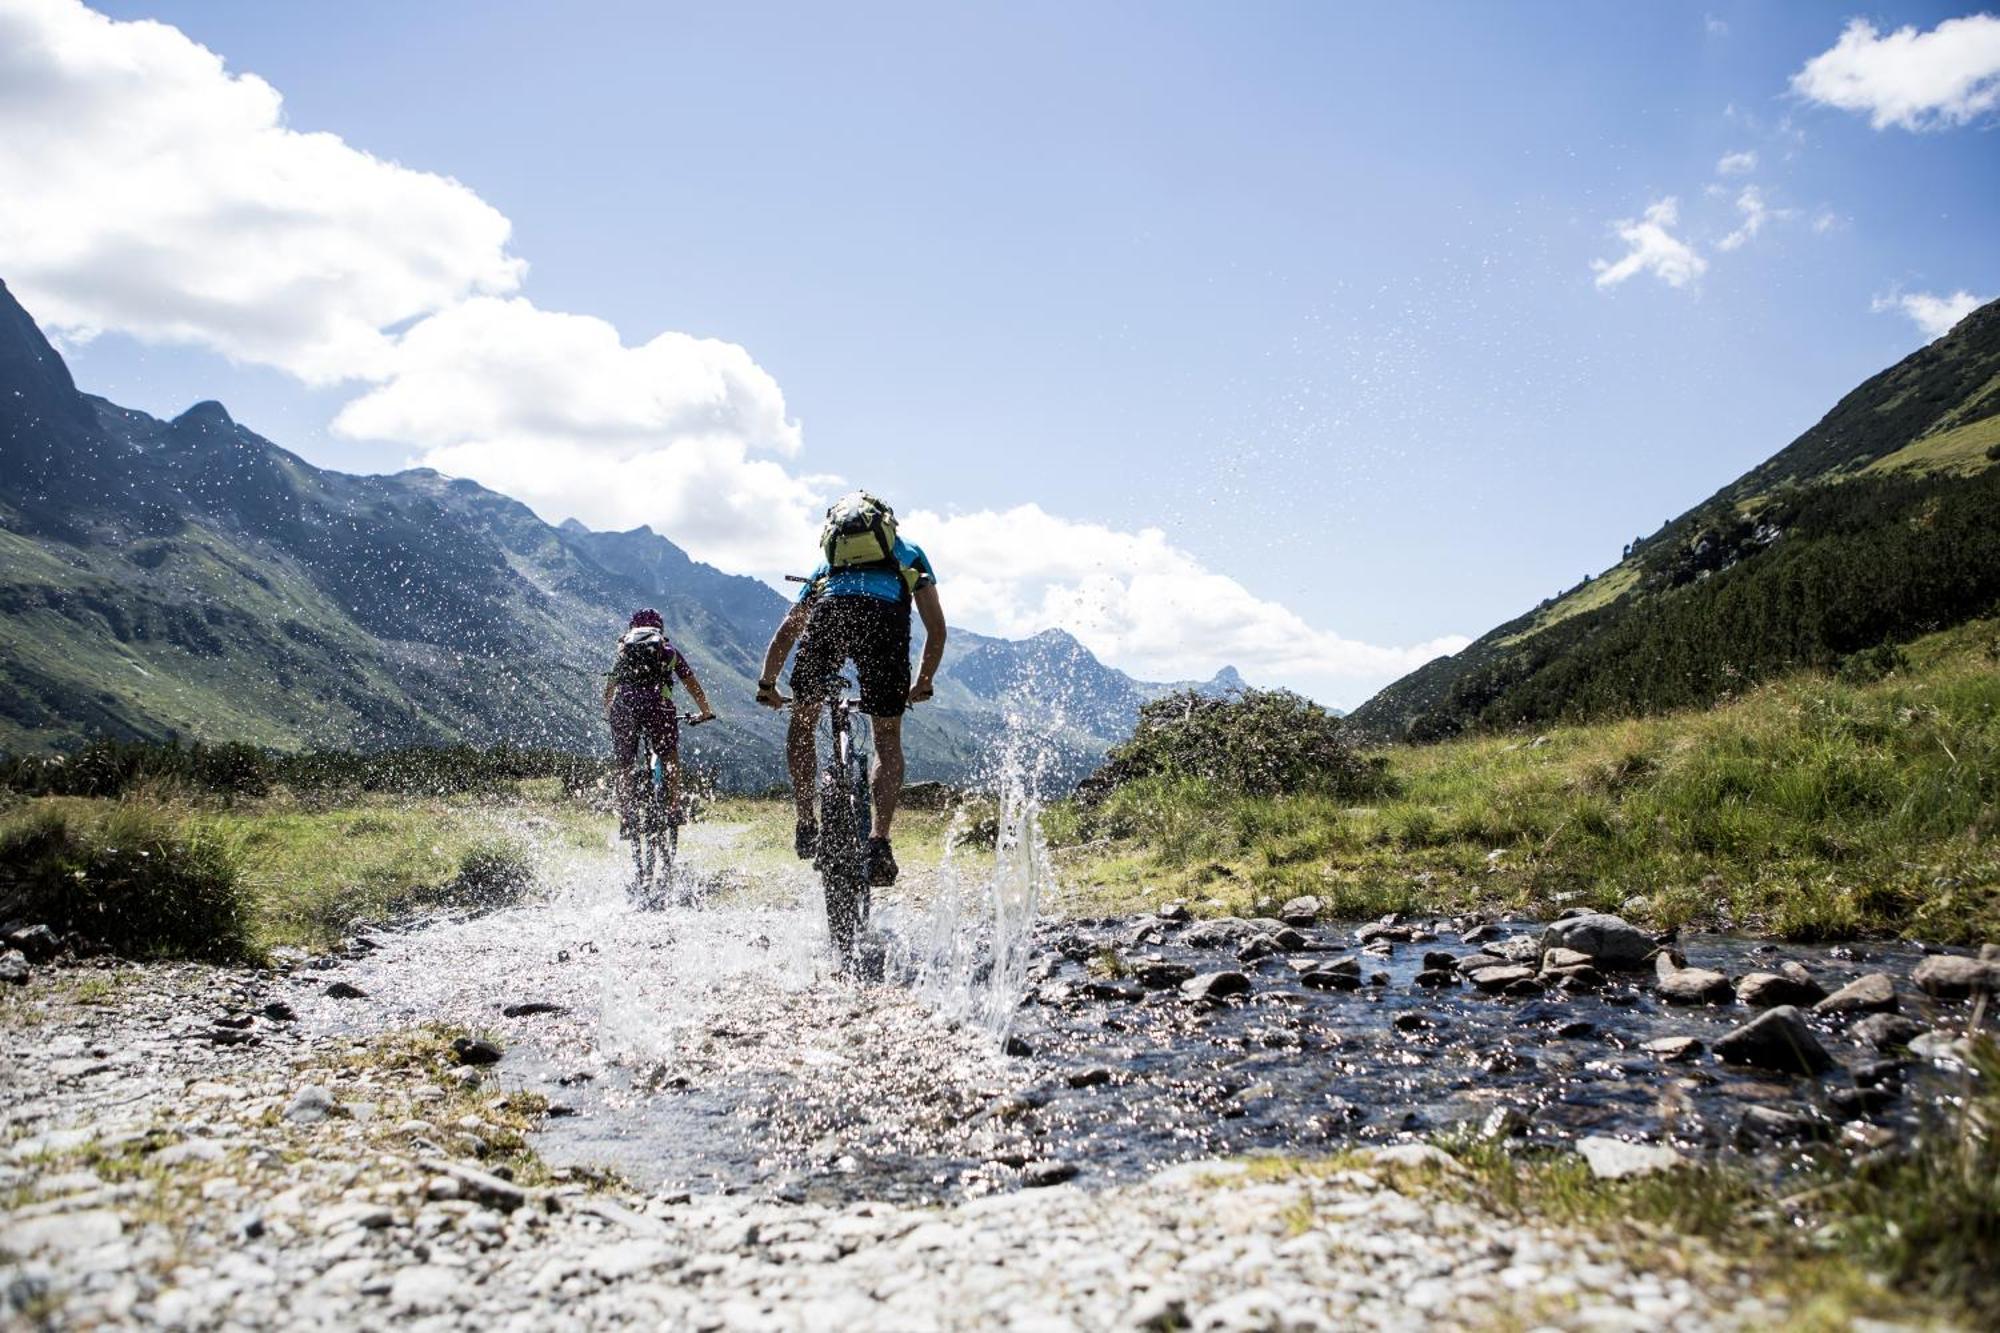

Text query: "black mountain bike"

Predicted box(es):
[811, 684, 874, 964]
[625, 714, 712, 909]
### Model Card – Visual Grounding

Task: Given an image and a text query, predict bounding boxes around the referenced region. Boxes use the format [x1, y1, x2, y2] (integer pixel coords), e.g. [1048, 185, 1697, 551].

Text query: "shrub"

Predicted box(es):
[1085, 689, 1387, 801]
[448, 840, 533, 907]
[0, 803, 252, 961]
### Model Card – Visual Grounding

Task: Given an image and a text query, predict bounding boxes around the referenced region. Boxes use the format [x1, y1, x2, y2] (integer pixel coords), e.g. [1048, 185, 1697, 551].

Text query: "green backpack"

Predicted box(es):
[819, 491, 899, 569]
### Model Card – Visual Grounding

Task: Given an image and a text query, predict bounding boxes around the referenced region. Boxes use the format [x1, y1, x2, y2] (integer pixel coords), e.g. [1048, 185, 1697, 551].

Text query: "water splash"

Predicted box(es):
[889, 708, 1058, 1037]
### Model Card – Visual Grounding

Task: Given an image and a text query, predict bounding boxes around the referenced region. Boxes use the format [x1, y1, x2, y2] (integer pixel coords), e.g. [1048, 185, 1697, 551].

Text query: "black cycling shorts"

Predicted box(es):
[789, 594, 912, 717]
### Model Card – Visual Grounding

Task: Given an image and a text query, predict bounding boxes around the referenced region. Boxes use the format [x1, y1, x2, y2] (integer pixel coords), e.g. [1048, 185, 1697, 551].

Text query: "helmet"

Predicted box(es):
[629, 608, 664, 629]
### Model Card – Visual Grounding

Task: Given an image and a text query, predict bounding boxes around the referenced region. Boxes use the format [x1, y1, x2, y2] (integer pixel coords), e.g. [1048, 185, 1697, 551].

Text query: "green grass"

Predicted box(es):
[1053, 618, 2000, 941]
[1860, 411, 2000, 479]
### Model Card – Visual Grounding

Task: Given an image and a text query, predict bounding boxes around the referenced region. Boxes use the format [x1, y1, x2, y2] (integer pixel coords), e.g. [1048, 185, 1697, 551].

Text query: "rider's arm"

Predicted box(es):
[757, 600, 811, 704]
[909, 585, 947, 703]
[675, 660, 714, 719]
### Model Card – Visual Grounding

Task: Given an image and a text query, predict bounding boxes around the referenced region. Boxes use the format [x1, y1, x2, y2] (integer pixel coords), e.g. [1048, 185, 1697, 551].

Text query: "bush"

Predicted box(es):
[1085, 688, 1387, 800]
[1837, 642, 1910, 685]
[0, 803, 252, 961]
[448, 840, 533, 907]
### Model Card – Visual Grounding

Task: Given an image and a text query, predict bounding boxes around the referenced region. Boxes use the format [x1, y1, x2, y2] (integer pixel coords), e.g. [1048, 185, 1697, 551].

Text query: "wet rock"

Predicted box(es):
[502, 1002, 568, 1018]
[450, 1036, 503, 1066]
[1020, 1160, 1078, 1188]
[1277, 896, 1321, 927]
[1065, 1067, 1115, 1089]
[1491, 936, 1544, 964]
[6, 924, 61, 963]
[283, 1086, 336, 1125]
[1828, 1085, 1899, 1120]
[1849, 1058, 1905, 1089]
[1654, 954, 1734, 1005]
[1543, 964, 1605, 991]
[1155, 902, 1192, 923]
[1849, 1013, 1924, 1051]
[1641, 1036, 1702, 1063]
[1300, 968, 1360, 992]
[1542, 947, 1592, 971]
[1539, 914, 1654, 970]
[1133, 960, 1195, 990]
[1460, 922, 1505, 945]
[1181, 919, 1256, 950]
[1422, 950, 1458, 971]
[1180, 971, 1251, 1003]
[1555, 1020, 1596, 1040]
[323, 981, 367, 1000]
[1912, 953, 2000, 1000]
[1467, 965, 1537, 994]
[1714, 1006, 1834, 1075]
[1480, 1106, 1530, 1140]
[1910, 1030, 1977, 1064]
[1392, 1012, 1441, 1032]
[0, 950, 26, 986]
[1412, 969, 1457, 988]
[1577, 1136, 1686, 1180]
[1234, 936, 1279, 964]
[1813, 973, 1897, 1015]
[1735, 968, 1826, 1009]
[1085, 979, 1144, 1003]
[1271, 927, 1310, 952]
[261, 1001, 296, 1023]
[1454, 952, 1506, 976]
[1734, 1106, 1832, 1149]
[421, 1160, 531, 1213]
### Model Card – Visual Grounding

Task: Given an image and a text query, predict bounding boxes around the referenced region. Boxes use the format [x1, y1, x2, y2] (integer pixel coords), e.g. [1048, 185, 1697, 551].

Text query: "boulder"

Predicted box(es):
[450, 1036, 503, 1066]
[1454, 952, 1506, 976]
[1576, 1136, 1686, 1180]
[1713, 1006, 1834, 1075]
[1736, 968, 1826, 1009]
[1538, 914, 1654, 970]
[1733, 1106, 1832, 1149]
[1491, 935, 1544, 964]
[1133, 960, 1195, 990]
[1422, 950, 1458, 970]
[1849, 1013, 1924, 1051]
[1654, 953, 1734, 1005]
[1641, 1035, 1702, 1063]
[1021, 1160, 1079, 1188]
[283, 1086, 336, 1125]
[1813, 973, 1897, 1015]
[1468, 965, 1538, 994]
[1542, 963, 1605, 990]
[1300, 968, 1360, 992]
[5, 924, 61, 963]
[1412, 969, 1458, 988]
[1180, 971, 1252, 1003]
[1542, 947, 1593, 971]
[324, 981, 367, 1000]
[1912, 954, 2000, 1000]
[1277, 896, 1322, 927]
[0, 950, 27, 986]
[1181, 918, 1257, 950]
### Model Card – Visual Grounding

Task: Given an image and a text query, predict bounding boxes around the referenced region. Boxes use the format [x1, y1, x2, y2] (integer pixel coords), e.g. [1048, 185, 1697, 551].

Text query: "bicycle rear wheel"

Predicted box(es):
[818, 767, 865, 959]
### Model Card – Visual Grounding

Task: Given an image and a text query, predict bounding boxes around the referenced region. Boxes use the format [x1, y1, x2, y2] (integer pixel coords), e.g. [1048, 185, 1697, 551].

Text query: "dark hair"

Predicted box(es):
[629, 608, 664, 629]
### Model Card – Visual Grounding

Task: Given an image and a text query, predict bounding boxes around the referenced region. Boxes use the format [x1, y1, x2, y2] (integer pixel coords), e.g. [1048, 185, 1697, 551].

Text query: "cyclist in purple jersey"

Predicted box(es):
[605, 608, 714, 837]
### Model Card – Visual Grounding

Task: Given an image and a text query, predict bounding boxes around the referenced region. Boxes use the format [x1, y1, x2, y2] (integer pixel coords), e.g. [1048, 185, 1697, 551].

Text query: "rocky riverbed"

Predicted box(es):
[3, 842, 1995, 1329]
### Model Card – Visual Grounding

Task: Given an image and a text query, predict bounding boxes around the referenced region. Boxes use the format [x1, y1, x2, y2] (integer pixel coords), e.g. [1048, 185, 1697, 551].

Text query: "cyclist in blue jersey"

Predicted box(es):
[756, 491, 947, 887]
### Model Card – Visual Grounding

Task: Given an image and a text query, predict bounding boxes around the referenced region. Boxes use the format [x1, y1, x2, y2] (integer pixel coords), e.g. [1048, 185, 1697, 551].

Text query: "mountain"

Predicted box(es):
[1350, 300, 2000, 741]
[0, 279, 1242, 785]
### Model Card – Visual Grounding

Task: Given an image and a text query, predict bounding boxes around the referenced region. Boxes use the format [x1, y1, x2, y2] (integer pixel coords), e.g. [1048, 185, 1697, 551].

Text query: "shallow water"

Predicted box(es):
[293, 819, 1984, 1206]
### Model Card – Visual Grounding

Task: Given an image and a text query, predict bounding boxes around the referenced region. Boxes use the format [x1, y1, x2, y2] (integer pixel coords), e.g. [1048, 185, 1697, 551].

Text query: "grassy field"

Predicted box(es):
[0, 782, 607, 959]
[1050, 618, 2000, 942]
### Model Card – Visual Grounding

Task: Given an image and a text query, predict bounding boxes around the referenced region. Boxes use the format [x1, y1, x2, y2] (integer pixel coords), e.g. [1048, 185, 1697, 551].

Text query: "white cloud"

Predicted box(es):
[1792, 15, 2000, 131]
[910, 505, 1468, 700]
[0, 0, 523, 382]
[1871, 289, 1989, 341]
[1705, 15, 1729, 38]
[0, 0, 1465, 701]
[1716, 185, 1793, 252]
[1591, 198, 1707, 290]
[1716, 149, 1758, 176]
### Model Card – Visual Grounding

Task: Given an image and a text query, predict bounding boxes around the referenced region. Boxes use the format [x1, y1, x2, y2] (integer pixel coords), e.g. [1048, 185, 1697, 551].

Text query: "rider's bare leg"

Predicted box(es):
[786, 702, 819, 825]
[869, 714, 904, 840]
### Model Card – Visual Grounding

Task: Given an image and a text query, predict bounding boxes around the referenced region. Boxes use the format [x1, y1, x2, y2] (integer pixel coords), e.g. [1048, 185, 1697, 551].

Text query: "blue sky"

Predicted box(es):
[4, 1, 1997, 705]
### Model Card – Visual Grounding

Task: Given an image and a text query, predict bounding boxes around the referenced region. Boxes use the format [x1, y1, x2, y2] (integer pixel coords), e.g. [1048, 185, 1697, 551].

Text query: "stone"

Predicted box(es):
[420, 1160, 531, 1213]
[1641, 1035, 1703, 1062]
[502, 1002, 567, 1018]
[1733, 1106, 1832, 1149]
[262, 1001, 296, 1022]
[1133, 960, 1195, 990]
[1654, 955, 1733, 1005]
[389, 1265, 464, 1313]
[1468, 965, 1537, 993]
[1828, 1085, 1899, 1120]
[1085, 979, 1143, 1002]
[0, 950, 26, 986]
[1065, 1067, 1115, 1089]
[1422, 950, 1458, 970]
[1180, 918, 1257, 949]
[1412, 969, 1457, 988]
[450, 1036, 503, 1066]
[1271, 928, 1309, 951]
[1713, 1006, 1834, 1075]
[1480, 1106, 1530, 1140]
[1849, 1013, 1924, 1051]
[1021, 1160, 1078, 1187]
[1576, 1136, 1686, 1180]
[1542, 947, 1592, 971]
[0, 1209, 123, 1254]
[1814, 973, 1897, 1015]
[1234, 936, 1279, 964]
[1912, 954, 2000, 1000]
[283, 1086, 336, 1125]
[1155, 902, 1192, 923]
[587, 1239, 680, 1280]
[1180, 971, 1251, 1003]
[1735, 970, 1825, 1008]
[1491, 935, 1544, 964]
[1277, 895, 1321, 926]
[1460, 922, 1505, 944]
[1300, 968, 1360, 992]
[1364, 1143, 1463, 1173]
[323, 981, 366, 1000]
[1454, 952, 1506, 975]
[6, 924, 61, 963]
[1542, 964, 1604, 990]
[1538, 914, 1654, 970]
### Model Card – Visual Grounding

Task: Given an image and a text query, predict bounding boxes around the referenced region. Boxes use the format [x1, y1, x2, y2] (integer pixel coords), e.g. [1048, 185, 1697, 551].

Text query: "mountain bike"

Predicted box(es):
[810, 684, 875, 965]
[624, 713, 712, 910]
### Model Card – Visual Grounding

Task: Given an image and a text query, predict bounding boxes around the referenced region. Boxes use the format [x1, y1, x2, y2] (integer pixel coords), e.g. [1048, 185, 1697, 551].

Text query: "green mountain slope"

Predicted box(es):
[0, 279, 1229, 783]
[1351, 298, 2000, 741]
